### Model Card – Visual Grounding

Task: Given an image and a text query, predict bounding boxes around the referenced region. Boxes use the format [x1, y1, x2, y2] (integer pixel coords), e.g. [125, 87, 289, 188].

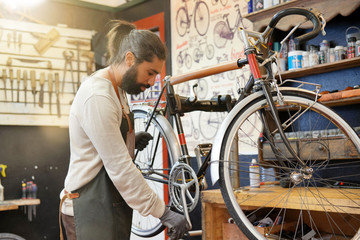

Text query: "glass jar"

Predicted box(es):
[347, 37, 356, 59]
[335, 46, 345, 61]
[309, 45, 318, 66]
[356, 40, 360, 57]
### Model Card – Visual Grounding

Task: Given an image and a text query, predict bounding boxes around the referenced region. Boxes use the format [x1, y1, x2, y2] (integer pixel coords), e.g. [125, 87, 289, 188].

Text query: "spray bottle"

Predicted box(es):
[249, 159, 260, 188]
[0, 164, 7, 201]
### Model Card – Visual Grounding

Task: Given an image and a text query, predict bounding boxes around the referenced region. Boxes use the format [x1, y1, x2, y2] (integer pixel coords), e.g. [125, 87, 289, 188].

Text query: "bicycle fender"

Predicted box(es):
[210, 87, 318, 185]
[132, 105, 182, 163]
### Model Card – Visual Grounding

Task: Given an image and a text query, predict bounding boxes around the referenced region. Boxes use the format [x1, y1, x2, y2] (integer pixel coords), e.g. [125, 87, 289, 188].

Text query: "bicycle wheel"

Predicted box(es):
[213, 21, 229, 48]
[185, 53, 192, 69]
[176, 7, 188, 37]
[193, 48, 202, 63]
[131, 108, 180, 237]
[199, 111, 226, 140]
[0, 233, 25, 240]
[218, 91, 360, 239]
[194, 1, 210, 36]
[205, 44, 215, 60]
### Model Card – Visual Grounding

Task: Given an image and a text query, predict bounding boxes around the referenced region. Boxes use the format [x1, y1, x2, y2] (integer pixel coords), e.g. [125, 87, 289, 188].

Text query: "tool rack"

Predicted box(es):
[0, 18, 95, 127]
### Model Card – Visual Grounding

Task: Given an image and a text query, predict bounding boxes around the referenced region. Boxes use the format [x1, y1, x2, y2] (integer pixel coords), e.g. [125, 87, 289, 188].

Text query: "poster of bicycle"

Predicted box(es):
[171, 0, 260, 155]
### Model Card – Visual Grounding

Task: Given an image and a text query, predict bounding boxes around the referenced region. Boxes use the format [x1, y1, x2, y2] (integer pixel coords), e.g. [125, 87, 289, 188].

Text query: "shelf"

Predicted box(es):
[0, 199, 40, 211]
[277, 57, 360, 79]
[244, 0, 360, 31]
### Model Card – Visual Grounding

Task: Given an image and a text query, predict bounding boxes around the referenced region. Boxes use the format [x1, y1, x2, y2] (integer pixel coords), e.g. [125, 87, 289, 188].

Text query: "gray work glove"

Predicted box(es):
[159, 208, 190, 240]
[135, 131, 153, 151]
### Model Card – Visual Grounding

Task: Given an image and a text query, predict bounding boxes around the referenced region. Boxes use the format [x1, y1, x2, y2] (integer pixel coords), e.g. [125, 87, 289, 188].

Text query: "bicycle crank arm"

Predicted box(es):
[179, 184, 192, 230]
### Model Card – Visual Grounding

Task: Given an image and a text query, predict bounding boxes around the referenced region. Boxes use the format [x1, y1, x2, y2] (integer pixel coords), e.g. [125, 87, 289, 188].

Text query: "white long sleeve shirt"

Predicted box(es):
[60, 75, 165, 218]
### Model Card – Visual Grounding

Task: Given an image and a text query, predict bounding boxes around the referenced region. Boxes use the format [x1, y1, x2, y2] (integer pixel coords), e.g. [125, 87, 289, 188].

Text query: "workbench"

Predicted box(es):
[0, 199, 40, 211]
[201, 187, 360, 240]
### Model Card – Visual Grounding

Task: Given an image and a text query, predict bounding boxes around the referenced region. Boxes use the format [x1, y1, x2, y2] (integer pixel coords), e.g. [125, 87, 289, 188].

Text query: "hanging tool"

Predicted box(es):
[62, 50, 75, 95]
[7, 32, 11, 48]
[81, 51, 95, 75]
[31, 28, 60, 55]
[55, 72, 61, 118]
[32, 183, 37, 218]
[67, 40, 90, 89]
[30, 70, 37, 106]
[6, 57, 52, 69]
[2, 69, 7, 100]
[23, 70, 28, 105]
[9, 69, 14, 102]
[18, 33, 22, 52]
[48, 73, 53, 114]
[39, 72, 45, 108]
[16, 69, 21, 102]
[13, 30, 17, 50]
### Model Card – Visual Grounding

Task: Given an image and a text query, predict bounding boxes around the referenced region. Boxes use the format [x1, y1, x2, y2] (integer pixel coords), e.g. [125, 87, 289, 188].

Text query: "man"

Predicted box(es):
[60, 20, 189, 240]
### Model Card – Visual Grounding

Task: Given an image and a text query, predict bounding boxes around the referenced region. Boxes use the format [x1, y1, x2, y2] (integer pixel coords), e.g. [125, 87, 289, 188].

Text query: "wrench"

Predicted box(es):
[61, 50, 75, 95]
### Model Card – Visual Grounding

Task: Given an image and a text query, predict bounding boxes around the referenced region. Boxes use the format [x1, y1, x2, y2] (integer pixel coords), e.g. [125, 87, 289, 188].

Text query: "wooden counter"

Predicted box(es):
[0, 199, 40, 211]
[201, 187, 360, 239]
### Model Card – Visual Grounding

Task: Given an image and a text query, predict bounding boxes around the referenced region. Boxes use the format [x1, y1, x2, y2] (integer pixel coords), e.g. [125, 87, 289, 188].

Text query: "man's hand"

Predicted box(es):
[135, 131, 153, 151]
[160, 208, 191, 240]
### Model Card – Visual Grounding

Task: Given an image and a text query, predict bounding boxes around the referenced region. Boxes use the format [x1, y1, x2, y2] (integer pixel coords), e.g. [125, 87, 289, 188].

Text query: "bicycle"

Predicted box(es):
[211, 0, 228, 7]
[175, 0, 210, 37]
[131, 7, 360, 240]
[176, 48, 192, 69]
[213, 4, 252, 48]
[192, 38, 215, 63]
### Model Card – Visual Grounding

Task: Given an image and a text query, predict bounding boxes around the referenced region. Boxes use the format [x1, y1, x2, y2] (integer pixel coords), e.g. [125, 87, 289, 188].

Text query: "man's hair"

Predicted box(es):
[106, 20, 167, 65]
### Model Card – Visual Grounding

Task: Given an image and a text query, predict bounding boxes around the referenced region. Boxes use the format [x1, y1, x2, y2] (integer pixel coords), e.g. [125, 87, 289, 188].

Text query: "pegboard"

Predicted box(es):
[0, 19, 96, 126]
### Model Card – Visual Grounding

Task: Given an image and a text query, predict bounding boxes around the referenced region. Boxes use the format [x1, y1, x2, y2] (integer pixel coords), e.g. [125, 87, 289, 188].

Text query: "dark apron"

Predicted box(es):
[72, 112, 134, 240]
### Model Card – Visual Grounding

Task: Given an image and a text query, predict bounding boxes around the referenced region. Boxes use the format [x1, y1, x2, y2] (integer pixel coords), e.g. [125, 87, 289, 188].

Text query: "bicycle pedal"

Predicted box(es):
[195, 143, 212, 157]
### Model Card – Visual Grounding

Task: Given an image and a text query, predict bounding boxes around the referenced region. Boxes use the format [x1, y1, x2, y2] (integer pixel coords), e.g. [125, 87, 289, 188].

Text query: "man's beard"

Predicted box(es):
[121, 64, 150, 95]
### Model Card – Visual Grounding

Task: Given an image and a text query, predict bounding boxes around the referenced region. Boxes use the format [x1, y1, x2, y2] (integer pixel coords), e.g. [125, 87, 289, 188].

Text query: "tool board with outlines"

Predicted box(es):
[0, 18, 95, 127]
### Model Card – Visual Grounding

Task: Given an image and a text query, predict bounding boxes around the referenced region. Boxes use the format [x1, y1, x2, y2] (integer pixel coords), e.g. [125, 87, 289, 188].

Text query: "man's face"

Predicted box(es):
[122, 56, 164, 95]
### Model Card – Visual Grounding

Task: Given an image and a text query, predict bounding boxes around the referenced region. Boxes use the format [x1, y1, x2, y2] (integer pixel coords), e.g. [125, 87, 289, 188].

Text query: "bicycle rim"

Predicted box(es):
[176, 7, 188, 37]
[194, 1, 210, 36]
[131, 109, 175, 237]
[213, 21, 228, 48]
[219, 93, 360, 240]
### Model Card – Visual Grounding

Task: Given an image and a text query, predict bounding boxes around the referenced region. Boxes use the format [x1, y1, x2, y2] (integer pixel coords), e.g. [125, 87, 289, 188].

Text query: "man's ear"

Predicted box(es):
[125, 51, 135, 67]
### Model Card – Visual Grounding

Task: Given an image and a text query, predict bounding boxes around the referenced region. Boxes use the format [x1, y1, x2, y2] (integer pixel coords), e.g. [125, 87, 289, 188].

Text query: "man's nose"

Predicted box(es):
[148, 76, 156, 86]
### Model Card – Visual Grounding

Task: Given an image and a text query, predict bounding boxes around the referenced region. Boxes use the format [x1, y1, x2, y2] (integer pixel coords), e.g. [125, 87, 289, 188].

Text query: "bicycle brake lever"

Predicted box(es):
[188, 83, 198, 103]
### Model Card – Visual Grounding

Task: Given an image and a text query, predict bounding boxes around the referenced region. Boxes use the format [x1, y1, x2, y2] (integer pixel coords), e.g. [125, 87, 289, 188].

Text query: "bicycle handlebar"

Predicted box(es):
[268, 7, 322, 45]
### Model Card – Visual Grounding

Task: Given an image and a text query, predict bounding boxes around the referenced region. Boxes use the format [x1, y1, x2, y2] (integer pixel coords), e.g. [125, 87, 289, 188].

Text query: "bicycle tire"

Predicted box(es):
[194, 1, 210, 36]
[176, 7, 188, 37]
[213, 21, 228, 48]
[131, 108, 180, 237]
[0, 233, 25, 240]
[218, 92, 360, 239]
[205, 44, 215, 60]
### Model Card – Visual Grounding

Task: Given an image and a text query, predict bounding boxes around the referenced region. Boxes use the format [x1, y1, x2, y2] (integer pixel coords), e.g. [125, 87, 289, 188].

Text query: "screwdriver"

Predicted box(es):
[16, 69, 21, 102]
[48, 73, 53, 114]
[9, 69, 14, 102]
[55, 72, 61, 118]
[39, 72, 45, 108]
[30, 70, 36, 106]
[2, 69, 7, 100]
[23, 70, 28, 105]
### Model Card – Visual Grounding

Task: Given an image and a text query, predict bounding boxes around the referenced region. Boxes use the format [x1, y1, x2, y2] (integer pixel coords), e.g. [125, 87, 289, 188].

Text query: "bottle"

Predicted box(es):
[249, 159, 260, 188]
[329, 48, 336, 63]
[288, 37, 296, 52]
[335, 46, 344, 61]
[248, 0, 254, 13]
[347, 37, 356, 59]
[0, 179, 4, 201]
[302, 51, 309, 67]
[309, 45, 318, 66]
[279, 42, 288, 72]
[320, 40, 329, 63]
[356, 40, 360, 57]
[318, 50, 325, 64]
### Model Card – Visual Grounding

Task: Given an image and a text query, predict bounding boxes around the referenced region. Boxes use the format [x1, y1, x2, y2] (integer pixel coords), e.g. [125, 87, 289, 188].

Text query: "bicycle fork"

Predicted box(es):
[246, 49, 308, 172]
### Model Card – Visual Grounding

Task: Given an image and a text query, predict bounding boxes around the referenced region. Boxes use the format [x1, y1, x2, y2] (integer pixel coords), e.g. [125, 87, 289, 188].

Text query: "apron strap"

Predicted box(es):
[108, 67, 133, 133]
[59, 190, 79, 240]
